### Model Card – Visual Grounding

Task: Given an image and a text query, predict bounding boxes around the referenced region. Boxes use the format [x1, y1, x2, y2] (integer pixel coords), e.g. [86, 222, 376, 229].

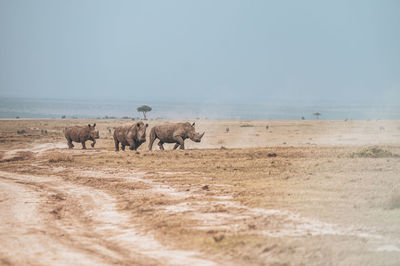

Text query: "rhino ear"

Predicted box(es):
[136, 122, 141, 127]
[88, 124, 91, 128]
[191, 122, 195, 127]
[145, 123, 149, 127]
[93, 123, 96, 127]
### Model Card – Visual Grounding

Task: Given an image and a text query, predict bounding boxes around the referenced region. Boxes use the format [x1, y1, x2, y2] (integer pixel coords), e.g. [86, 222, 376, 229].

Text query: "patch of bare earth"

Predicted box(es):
[1, 119, 400, 265]
[0, 170, 218, 266]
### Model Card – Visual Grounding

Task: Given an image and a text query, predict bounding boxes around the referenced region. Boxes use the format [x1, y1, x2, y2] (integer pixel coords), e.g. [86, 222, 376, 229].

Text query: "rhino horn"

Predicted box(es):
[200, 132, 205, 139]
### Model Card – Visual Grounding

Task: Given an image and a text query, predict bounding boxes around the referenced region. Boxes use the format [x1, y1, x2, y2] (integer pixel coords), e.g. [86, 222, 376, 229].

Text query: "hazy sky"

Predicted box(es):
[0, 0, 399, 104]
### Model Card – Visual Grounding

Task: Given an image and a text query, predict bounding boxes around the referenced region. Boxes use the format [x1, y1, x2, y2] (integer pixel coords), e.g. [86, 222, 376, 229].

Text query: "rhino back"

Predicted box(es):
[153, 123, 188, 141]
[65, 126, 90, 141]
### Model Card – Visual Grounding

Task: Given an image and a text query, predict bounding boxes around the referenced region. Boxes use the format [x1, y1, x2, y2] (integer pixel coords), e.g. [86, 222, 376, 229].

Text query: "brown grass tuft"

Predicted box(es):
[240, 124, 254, 127]
[351, 146, 399, 158]
[387, 192, 400, 210]
[0, 151, 34, 162]
[17, 151, 34, 159]
[48, 153, 74, 163]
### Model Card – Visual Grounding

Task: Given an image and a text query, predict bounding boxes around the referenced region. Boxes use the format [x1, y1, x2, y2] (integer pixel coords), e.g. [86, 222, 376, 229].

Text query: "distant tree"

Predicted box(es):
[301, 116, 305, 120]
[313, 112, 321, 119]
[61, 115, 66, 119]
[137, 105, 152, 120]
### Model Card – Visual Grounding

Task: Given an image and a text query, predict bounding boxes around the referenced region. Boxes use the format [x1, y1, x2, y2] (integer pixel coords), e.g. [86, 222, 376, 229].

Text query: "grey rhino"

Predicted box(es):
[64, 124, 100, 149]
[148, 122, 204, 150]
[113, 121, 148, 151]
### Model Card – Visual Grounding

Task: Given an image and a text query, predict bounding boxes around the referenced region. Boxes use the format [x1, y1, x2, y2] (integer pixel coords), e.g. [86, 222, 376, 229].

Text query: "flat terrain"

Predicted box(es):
[1, 118, 400, 265]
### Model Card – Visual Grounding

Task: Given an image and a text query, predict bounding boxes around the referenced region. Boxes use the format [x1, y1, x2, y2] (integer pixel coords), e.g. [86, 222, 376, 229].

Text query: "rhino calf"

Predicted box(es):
[64, 124, 100, 149]
[113, 122, 148, 151]
[148, 122, 204, 150]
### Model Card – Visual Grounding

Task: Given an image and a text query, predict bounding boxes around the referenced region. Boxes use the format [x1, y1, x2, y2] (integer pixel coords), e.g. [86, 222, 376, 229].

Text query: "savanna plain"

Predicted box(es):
[0, 118, 400, 266]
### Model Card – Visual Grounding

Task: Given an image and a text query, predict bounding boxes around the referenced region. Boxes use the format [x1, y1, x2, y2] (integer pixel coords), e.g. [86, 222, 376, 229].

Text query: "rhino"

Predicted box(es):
[148, 122, 205, 150]
[113, 121, 148, 151]
[64, 124, 100, 149]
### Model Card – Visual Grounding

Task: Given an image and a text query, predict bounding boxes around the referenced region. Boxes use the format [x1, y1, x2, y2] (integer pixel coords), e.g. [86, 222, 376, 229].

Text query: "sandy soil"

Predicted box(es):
[0, 118, 400, 265]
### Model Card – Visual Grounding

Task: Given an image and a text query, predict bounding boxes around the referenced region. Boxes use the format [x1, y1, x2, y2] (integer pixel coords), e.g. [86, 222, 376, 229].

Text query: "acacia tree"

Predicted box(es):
[313, 112, 321, 120]
[137, 105, 152, 120]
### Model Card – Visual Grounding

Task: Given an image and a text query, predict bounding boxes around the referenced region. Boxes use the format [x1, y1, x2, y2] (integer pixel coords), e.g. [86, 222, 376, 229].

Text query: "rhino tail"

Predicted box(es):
[148, 127, 156, 150]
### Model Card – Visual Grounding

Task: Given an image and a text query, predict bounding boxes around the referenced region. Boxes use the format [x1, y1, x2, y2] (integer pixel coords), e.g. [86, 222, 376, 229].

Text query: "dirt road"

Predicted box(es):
[0, 169, 218, 266]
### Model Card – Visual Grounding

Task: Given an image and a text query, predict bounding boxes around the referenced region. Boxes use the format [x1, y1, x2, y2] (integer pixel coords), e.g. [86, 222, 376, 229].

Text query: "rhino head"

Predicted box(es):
[187, 122, 205, 143]
[136, 122, 149, 143]
[88, 124, 100, 139]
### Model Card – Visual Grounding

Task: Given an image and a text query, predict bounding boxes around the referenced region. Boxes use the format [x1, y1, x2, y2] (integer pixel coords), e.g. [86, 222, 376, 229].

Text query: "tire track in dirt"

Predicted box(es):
[0, 175, 112, 266]
[0, 171, 217, 266]
[3, 142, 66, 157]
[73, 168, 400, 252]
[1, 142, 109, 162]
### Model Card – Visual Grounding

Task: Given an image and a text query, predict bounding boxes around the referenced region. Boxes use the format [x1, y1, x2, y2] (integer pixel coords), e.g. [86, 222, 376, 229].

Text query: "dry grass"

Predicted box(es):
[239, 124, 255, 127]
[351, 146, 399, 158]
[0, 151, 34, 163]
[387, 192, 400, 210]
[1, 118, 400, 265]
[48, 152, 74, 163]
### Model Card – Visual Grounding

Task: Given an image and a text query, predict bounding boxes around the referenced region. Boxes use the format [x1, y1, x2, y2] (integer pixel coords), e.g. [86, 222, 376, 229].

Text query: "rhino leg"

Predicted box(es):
[158, 141, 165, 150]
[173, 136, 185, 150]
[173, 143, 180, 150]
[148, 128, 156, 151]
[114, 139, 120, 151]
[91, 139, 96, 148]
[127, 139, 136, 150]
[67, 138, 74, 149]
[81, 141, 87, 149]
[121, 144, 126, 151]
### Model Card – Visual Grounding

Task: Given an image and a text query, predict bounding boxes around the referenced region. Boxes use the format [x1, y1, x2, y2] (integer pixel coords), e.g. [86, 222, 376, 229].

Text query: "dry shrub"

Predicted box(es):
[351, 146, 399, 158]
[16, 151, 34, 160]
[48, 153, 74, 163]
[240, 124, 254, 127]
[0, 151, 34, 162]
[387, 193, 400, 210]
